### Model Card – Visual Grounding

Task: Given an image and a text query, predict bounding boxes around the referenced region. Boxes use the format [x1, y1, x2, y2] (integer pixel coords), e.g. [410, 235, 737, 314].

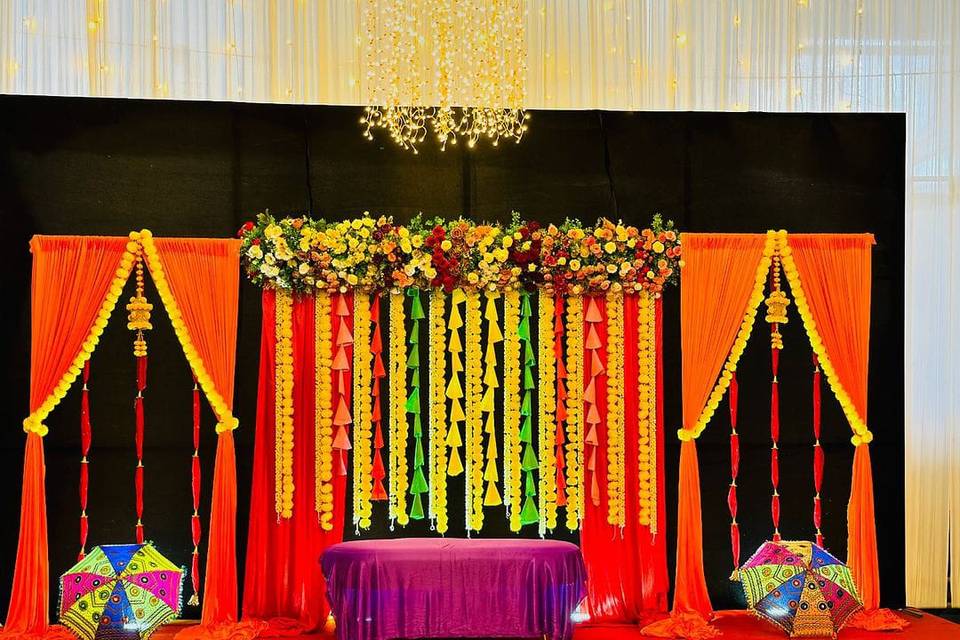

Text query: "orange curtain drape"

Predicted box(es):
[148, 238, 241, 627]
[673, 233, 767, 617]
[3, 236, 130, 638]
[788, 233, 879, 608]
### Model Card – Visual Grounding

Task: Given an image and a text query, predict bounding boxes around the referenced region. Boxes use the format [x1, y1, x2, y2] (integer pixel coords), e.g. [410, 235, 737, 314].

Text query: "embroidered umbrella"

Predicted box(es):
[59, 543, 183, 640]
[738, 540, 862, 638]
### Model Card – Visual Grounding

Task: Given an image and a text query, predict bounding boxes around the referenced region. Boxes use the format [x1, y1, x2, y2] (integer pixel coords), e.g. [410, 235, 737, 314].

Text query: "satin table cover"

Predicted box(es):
[322, 538, 586, 640]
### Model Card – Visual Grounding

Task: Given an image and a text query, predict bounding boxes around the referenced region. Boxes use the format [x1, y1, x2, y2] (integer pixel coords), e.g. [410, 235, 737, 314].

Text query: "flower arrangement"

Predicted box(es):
[239, 212, 681, 296]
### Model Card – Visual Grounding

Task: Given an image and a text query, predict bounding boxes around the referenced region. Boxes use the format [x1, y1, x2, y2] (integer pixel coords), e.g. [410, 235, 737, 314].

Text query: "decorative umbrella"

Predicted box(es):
[738, 540, 862, 638]
[59, 543, 183, 640]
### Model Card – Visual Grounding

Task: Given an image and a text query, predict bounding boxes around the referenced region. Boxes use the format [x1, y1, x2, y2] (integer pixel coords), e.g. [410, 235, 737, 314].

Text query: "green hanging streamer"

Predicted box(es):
[518, 291, 539, 526]
[407, 288, 427, 520]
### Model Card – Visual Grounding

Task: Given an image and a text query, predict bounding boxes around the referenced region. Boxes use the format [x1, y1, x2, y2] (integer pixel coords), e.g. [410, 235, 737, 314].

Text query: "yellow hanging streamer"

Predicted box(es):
[606, 289, 626, 529]
[637, 291, 658, 531]
[429, 290, 449, 533]
[538, 292, 558, 533]
[503, 290, 523, 532]
[315, 292, 335, 530]
[275, 289, 295, 519]
[389, 290, 409, 524]
[446, 288, 466, 476]
[465, 290, 484, 531]
[353, 293, 374, 529]
[564, 294, 584, 530]
[482, 290, 503, 508]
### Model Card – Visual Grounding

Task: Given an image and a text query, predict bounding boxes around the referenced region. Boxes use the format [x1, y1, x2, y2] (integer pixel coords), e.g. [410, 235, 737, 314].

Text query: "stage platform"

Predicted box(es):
[155, 609, 957, 640]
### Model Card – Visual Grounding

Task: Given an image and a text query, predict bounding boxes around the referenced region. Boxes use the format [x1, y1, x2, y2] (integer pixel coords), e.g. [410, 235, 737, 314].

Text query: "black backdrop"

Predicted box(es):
[0, 96, 904, 617]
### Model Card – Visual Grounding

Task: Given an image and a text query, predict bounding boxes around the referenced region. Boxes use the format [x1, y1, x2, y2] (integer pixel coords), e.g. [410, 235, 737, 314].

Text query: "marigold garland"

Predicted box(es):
[679, 231, 775, 441]
[779, 234, 873, 445]
[23, 237, 139, 436]
[274, 289, 295, 518]
[637, 291, 657, 531]
[388, 290, 409, 524]
[538, 292, 558, 534]
[314, 292, 335, 530]
[369, 293, 388, 502]
[605, 289, 626, 529]
[563, 295, 584, 530]
[482, 290, 503, 508]
[429, 290, 449, 532]
[553, 296, 568, 509]
[465, 289, 484, 531]
[446, 289, 466, 477]
[352, 293, 374, 529]
[407, 289, 428, 521]
[503, 290, 523, 532]
[518, 291, 539, 527]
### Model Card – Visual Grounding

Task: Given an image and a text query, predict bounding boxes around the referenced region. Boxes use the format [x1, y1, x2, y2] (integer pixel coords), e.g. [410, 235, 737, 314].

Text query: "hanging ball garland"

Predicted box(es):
[315, 292, 336, 530]
[388, 290, 410, 526]
[275, 289, 295, 519]
[482, 290, 503, 508]
[605, 287, 626, 530]
[446, 289, 466, 477]
[537, 291, 558, 534]
[563, 294, 584, 530]
[353, 293, 375, 529]
[429, 290, 449, 532]
[465, 289, 485, 531]
[503, 289, 523, 532]
[637, 291, 658, 531]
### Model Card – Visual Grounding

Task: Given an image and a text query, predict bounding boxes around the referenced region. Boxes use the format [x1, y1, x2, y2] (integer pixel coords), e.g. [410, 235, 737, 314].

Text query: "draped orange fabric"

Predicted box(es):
[788, 233, 879, 608]
[2, 236, 130, 638]
[149, 238, 242, 629]
[679, 234, 767, 432]
[673, 233, 766, 617]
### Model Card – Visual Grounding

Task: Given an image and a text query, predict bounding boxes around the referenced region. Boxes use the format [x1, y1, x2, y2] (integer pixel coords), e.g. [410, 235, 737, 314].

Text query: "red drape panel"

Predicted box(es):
[2, 236, 130, 639]
[580, 294, 668, 622]
[787, 233, 879, 608]
[147, 237, 243, 633]
[242, 291, 347, 633]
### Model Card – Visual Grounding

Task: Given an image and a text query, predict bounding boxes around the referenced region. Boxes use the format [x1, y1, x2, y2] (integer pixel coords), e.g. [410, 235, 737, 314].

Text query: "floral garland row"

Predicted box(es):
[637, 292, 657, 532]
[315, 292, 336, 530]
[239, 213, 680, 296]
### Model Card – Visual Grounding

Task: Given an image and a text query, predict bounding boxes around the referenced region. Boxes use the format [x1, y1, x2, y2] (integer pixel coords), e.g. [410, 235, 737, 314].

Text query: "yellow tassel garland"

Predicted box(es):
[564, 294, 584, 530]
[429, 290, 449, 532]
[353, 293, 374, 529]
[389, 290, 409, 524]
[314, 292, 335, 530]
[446, 289, 466, 477]
[606, 288, 626, 529]
[482, 290, 503, 508]
[538, 292, 558, 533]
[503, 290, 523, 532]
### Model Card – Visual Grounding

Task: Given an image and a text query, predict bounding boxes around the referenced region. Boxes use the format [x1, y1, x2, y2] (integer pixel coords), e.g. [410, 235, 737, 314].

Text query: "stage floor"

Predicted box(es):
[155, 610, 958, 639]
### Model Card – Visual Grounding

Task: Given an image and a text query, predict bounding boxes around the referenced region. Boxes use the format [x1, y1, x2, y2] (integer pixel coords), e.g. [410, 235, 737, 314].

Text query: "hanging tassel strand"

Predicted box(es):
[813, 353, 824, 547]
[764, 238, 790, 543]
[127, 248, 152, 544]
[78, 361, 92, 561]
[728, 371, 740, 578]
[188, 372, 202, 606]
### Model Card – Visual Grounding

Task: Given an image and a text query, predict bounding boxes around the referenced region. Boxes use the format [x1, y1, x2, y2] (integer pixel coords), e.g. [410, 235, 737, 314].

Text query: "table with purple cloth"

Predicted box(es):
[321, 538, 586, 640]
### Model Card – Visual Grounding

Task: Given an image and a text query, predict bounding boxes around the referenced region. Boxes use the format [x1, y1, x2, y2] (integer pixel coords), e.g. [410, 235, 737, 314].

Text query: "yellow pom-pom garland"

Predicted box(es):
[538, 291, 558, 534]
[605, 288, 626, 529]
[445, 289, 466, 478]
[314, 292, 335, 530]
[637, 291, 658, 531]
[503, 289, 523, 532]
[274, 289, 295, 518]
[464, 289, 484, 532]
[429, 290, 449, 533]
[388, 290, 409, 525]
[563, 294, 584, 530]
[352, 293, 374, 529]
[482, 290, 503, 509]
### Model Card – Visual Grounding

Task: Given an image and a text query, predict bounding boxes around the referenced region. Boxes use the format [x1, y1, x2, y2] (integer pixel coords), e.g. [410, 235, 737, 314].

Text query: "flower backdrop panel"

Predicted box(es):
[237, 213, 678, 628]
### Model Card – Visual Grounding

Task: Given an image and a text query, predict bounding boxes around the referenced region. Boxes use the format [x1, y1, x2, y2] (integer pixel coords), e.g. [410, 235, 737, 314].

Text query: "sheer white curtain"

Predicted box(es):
[1, 0, 957, 607]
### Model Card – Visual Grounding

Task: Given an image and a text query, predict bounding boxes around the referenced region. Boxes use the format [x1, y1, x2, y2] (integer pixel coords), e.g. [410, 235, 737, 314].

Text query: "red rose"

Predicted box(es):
[237, 221, 254, 237]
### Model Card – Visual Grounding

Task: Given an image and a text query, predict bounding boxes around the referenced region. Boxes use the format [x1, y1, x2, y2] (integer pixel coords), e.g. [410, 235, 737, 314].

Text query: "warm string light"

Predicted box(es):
[361, 0, 529, 151]
[563, 294, 584, 530]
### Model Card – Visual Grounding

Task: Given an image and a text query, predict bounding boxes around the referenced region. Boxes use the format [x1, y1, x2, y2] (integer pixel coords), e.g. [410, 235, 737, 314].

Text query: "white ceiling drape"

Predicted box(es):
[1, 0, 957, 608]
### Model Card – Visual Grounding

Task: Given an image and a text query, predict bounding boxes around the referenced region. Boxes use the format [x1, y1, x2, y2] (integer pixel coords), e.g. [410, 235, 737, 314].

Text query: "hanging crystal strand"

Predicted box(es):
[188, 372, 202, 606]
[812, 353, 824, 547]
[127, 249, 152, 545]
[78, 361, 92, 561]
[728, 372, 740, 578]
[764, 243, 790, 543]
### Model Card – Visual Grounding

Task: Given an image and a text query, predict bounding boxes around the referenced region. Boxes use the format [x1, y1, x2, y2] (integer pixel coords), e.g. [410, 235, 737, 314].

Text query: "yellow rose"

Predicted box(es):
[441, 240, 453, 251]
[502, 236, 513, 248]
[557, 256, 567, 265]
[467, 273, 479, 284]
[653, 241, 665, 253]
[606, 263, 618, 274]
[604, 241, 617, 254]
[264, 224, 282, 239]
[569, 259, 581, 271]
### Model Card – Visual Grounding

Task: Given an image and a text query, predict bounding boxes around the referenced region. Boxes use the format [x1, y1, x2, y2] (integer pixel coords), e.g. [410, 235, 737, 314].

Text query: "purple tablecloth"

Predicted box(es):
[321, 538, 586, 640]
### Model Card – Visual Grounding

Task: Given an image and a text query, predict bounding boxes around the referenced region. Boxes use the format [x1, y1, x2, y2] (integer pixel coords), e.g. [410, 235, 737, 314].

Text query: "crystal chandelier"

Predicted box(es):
[361, 0, 529, 152]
